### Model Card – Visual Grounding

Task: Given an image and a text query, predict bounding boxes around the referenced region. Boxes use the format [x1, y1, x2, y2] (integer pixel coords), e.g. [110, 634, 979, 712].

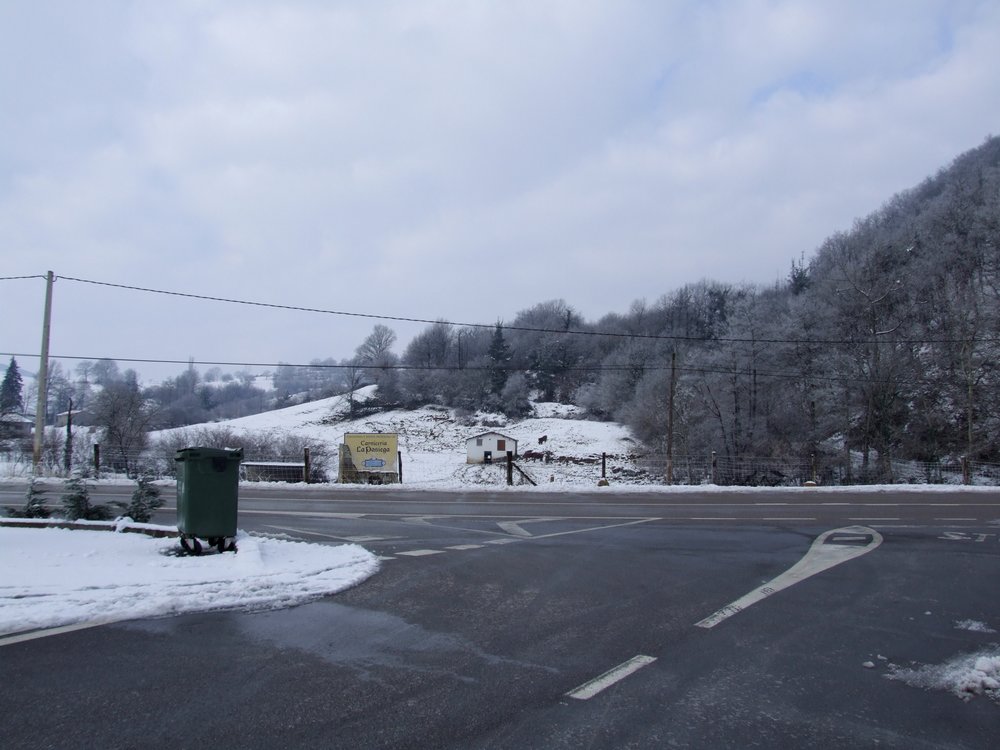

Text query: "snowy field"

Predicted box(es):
[150, 388, 643, 489]
[0, 523, 378, 640]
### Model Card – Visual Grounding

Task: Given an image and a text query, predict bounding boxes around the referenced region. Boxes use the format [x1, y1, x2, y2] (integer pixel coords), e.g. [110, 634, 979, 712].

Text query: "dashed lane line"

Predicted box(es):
[395, 549, 446, 557]
[446, 544, 485, 550]
[848, 517, 899, 521]
[762, 517, 817, 521]
[566, 655, 658, 700]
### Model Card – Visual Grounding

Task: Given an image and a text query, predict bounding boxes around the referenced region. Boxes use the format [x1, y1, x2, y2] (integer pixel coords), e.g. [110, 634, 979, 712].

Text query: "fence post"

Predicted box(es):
[506, 451, 514, 485]
[711, 451, 717, 484]
[601, 452, 606, 479]
[303, 447, 311, 484]
[93, 444, 100, 477]
[398, 451, 403, 484]
[811, 453, 817, 483]
[962, 455, 970, 485]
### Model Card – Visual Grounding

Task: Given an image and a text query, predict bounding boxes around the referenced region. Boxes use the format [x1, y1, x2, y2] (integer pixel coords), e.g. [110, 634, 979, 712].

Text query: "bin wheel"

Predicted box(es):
[180, 536, 202, 556]
[216, 537, 227, 553]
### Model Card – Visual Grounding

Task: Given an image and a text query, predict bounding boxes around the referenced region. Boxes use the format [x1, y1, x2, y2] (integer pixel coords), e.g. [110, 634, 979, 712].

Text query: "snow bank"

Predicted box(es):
[0, 526, 379, 637]
[887, 648, 1000, 703]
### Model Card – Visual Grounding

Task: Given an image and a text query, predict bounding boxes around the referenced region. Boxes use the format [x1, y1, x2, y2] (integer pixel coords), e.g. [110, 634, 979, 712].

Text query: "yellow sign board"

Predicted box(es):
[343, 433, 398, 473]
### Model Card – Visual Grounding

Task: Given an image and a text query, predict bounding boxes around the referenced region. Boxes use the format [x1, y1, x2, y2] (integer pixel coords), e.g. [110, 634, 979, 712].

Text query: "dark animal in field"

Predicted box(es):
[538, 435, 548, 445]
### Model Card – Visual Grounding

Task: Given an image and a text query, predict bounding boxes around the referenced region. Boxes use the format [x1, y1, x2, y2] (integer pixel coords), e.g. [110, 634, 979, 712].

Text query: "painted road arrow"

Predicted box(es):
[695, 525, 883, 629]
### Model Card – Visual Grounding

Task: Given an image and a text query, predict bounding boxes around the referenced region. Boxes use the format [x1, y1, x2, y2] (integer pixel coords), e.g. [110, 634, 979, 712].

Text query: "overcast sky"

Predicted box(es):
[2, 0, 999, 384]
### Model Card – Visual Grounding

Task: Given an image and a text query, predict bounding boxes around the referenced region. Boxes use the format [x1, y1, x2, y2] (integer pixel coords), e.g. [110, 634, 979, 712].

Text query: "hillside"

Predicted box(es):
[155, 386, 642, 489]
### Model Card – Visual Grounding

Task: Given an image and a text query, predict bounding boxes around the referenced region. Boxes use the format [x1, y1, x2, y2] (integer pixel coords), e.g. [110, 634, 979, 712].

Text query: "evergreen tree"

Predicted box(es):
[62, 475, 112, 521]
[5, 478, 50, 518]
[1, 357, 23, 415]
[114, 473, 164, 523]
[487, 323, 512, 395]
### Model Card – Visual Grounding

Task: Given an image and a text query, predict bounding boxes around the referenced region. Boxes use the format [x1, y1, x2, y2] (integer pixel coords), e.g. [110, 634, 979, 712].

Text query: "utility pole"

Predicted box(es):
[32, 271, 54, 473]
[666, 350, 676, 485]
[64, 396, 73, 474]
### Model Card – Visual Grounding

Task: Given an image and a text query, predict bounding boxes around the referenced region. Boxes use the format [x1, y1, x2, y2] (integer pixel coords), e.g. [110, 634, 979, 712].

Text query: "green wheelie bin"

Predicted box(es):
[175, 447, 243, 554]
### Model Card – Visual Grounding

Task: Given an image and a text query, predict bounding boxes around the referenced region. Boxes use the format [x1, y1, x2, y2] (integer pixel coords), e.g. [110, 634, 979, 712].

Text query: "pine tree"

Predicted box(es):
[487, 323, 512, 395]
[5, 478, 50, 518]
[62, 475, 112, 521]
[1, 357, 23, 415]
[114, 473, 164, 523]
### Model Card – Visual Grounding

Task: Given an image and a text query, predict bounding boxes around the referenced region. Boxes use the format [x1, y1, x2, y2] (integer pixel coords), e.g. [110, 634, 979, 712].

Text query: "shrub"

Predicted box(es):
[62, 475, 112, 521]
[113, 473, 164, 523]
[5, 478, 51, 518]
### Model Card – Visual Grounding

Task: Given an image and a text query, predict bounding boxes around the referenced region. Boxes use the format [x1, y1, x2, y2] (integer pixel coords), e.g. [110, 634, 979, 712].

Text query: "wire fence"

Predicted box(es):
[633, 453, 997, 487]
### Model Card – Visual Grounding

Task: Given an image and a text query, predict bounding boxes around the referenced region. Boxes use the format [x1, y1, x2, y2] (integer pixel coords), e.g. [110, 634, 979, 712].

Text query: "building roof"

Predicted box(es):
[0, 413, 33, 424]
[465, 431, 517, 442]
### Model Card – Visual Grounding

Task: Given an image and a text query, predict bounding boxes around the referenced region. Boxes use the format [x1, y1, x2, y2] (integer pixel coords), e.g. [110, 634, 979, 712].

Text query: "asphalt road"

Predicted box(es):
[2, 484, 999, 748]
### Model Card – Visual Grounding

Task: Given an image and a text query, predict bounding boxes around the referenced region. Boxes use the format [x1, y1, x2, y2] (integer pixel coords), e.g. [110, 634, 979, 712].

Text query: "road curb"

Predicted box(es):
[0, 518, 180, 538]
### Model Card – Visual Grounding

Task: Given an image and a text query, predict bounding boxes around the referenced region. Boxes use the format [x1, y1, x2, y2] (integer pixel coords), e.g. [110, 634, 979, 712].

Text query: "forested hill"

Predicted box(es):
[377, 135, 1000, 475]
[68, 135, 996, 481]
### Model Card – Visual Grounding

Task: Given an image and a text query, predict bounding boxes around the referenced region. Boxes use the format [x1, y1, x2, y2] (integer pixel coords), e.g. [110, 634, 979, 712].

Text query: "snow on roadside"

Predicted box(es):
[955, 619, 998, 634]
[887, 648, 1000, 703]
[0, 526, 378, 637]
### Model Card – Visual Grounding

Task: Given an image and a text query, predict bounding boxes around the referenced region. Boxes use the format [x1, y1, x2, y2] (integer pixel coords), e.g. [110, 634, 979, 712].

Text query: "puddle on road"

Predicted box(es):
[234, 600, 557, 683]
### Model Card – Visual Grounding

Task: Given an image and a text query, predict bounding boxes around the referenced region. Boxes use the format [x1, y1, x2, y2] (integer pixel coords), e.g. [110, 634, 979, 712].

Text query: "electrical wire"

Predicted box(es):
[54, 273, 995, 347]
[0, 350, 949, 388]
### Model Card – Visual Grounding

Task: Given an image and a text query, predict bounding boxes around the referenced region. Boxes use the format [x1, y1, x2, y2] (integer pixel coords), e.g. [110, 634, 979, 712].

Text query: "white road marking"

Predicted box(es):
[936, 518, 976, 521]
[529, 518, 659, 540]
[762, 517, 817, 521]
[445, 544, 484, 550]
[486, 538, 521, 545]
[690, 517, 739, 521]
[566, 655, 658, 700]
[849, 517, 899, 521]
[395, 549, 445, 557]
[243, 510, 364, 518]
[265, 525, 401, 544]
[497, 521, 534, 537]
[695, 525, 882, 629]
[0, 619, 118, 647]
[342, 535, 404, 543]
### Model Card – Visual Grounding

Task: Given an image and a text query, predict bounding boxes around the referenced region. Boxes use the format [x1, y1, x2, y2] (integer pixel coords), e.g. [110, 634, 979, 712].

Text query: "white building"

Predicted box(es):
[465, 431, 518, 464]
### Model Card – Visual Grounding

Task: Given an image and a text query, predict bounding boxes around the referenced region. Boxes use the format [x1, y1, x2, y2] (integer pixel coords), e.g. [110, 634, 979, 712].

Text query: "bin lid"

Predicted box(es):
[174, 446, 244, 462]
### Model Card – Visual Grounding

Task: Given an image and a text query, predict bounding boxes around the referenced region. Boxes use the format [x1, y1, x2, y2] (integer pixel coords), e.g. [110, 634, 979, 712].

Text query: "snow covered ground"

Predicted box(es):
[886, 644, 1000, 704]
[0, 523, 378, 640]
[152, 387, 642, 489]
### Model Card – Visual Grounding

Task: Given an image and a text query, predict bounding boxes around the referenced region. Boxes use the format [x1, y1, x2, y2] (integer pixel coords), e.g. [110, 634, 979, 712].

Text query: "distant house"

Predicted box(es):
[55, 408, 95, 428]
[0, 413, 33, 440]
[466, 431, 518, 464]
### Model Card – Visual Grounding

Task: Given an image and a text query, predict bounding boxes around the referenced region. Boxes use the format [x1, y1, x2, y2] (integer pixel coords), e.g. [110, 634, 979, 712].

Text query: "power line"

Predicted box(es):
[0, 274, 47, 281]
[0, 350, 950, 388]
[55, 273, 994, 347]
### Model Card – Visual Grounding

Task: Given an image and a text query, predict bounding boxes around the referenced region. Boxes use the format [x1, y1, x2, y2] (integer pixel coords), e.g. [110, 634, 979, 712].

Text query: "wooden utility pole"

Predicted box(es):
[32, 271, 54, 473]
[64, 397, 73, 474]
[666, 350, 676, 485]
